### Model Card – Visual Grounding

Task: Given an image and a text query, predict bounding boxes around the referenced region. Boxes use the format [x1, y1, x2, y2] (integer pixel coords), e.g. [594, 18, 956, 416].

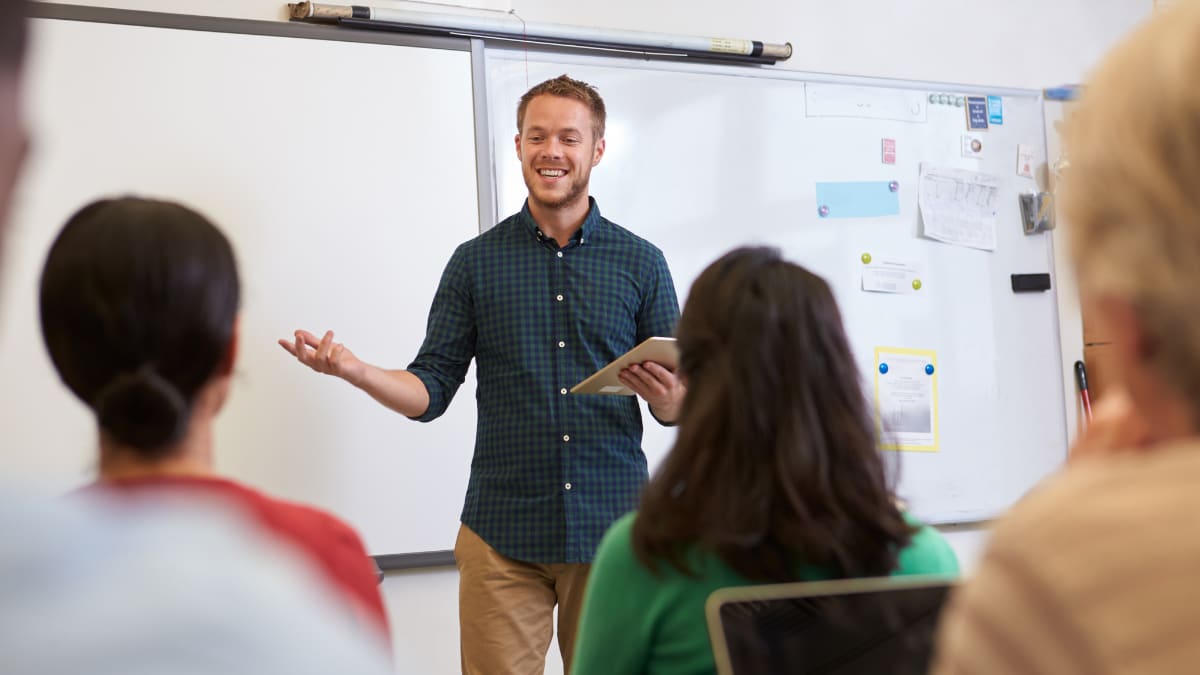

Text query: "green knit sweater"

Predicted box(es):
[571, 511, 960, 675]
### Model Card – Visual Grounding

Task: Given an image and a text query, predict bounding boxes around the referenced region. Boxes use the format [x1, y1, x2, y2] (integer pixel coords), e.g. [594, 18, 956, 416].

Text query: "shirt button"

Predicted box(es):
[565, 483, 572, 490]
[558, 341, 565, 348]
[562, 434, 570, 442]
[556, 294, 564, 302]
[557, 251, 563, 258]
[560, 388, 567, 395]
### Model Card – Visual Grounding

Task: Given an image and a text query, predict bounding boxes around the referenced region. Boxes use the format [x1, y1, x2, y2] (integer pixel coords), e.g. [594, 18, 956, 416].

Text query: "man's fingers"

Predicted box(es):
[294, 330, 322, 348]
[641, 361, 674, 378]
[278, 339, 299, 356]
[623, 365, 666, 398]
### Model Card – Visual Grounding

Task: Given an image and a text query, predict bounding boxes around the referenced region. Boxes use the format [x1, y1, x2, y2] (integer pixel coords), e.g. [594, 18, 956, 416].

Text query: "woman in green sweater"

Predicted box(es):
[572, 247, 959, 675]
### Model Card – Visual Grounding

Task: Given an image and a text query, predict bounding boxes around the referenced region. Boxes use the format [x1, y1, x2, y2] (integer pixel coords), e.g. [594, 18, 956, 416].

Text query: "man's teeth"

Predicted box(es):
[538, 169, 565, 177]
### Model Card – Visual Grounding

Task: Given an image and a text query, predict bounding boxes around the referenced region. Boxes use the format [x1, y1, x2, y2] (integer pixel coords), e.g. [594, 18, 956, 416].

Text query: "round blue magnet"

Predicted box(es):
[888, 180, 899, 192]
[818, 204, 830, 217]
[925, 364, 934, 375]
[879, 363, 889, 374]
[928, 93, 937, 103]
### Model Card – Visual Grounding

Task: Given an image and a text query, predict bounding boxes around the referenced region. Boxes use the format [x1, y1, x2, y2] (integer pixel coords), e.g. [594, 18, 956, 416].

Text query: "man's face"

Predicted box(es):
[0, 70, 28, 250]
[515, 94, 604, 213]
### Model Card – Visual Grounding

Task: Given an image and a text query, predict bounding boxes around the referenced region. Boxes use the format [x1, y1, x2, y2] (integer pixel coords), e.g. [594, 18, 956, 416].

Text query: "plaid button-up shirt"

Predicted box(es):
[408, 198, 679, 563]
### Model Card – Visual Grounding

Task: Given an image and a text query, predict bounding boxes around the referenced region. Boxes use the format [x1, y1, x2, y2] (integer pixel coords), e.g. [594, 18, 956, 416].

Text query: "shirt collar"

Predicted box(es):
[520, 197, 601, 247]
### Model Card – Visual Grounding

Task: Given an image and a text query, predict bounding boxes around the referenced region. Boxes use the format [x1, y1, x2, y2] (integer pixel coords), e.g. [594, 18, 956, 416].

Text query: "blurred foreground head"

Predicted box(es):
[1062, 2, 1200, 433]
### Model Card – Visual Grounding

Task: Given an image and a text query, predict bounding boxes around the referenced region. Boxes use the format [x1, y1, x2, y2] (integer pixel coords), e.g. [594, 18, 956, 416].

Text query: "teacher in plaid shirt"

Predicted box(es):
[282, 74, 684, 675]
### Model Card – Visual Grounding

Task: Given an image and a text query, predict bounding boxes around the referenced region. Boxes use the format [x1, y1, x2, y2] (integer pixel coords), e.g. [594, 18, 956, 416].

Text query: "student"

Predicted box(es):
[282, 74, 683, 674]
[1, 5, 389, 673]
[0, 490, 396, 675]
[38, 196, 390, 641]
[932, 4, 1200, 672]
[571, 247, 959, 675]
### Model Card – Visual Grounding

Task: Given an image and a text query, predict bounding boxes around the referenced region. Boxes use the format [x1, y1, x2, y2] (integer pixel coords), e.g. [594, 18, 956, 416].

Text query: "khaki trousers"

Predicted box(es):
[454, 524, 591, 675]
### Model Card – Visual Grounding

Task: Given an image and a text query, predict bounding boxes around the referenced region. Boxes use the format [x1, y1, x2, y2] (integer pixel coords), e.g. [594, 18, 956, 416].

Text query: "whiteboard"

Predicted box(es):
[486, 49, 1068, 523]
[0, 15, 480, 555]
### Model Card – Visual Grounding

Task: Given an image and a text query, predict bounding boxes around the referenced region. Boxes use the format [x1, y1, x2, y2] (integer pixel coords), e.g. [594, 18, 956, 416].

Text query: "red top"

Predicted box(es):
[87, 475, 390, 640]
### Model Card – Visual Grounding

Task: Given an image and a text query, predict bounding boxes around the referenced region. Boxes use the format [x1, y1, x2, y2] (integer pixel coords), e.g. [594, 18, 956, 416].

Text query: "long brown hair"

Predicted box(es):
[632, 247, 913, 582]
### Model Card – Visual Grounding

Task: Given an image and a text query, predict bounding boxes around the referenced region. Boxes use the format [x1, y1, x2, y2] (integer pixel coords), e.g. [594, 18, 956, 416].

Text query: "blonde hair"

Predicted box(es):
[1063, 2, 1200, 410]
[516, 74, 606, 140]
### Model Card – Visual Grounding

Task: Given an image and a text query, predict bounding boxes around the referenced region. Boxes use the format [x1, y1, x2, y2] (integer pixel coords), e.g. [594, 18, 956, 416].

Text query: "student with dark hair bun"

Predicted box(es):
[38, 196, 390, 642]
[571, 247, 959, 675]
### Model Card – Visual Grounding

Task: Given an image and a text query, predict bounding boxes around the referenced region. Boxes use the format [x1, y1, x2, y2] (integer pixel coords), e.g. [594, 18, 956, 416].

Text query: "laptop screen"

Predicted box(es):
[706, 576, 955, 675]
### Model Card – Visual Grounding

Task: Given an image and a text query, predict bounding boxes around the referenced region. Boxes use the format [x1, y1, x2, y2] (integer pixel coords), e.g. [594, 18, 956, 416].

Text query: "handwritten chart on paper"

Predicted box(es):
[917, 164, 1001, 251]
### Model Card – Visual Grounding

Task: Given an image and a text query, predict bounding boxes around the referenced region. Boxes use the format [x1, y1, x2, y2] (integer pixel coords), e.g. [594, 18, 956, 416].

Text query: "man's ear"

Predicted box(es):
[514, 133, 522, 161]
[592, 137, 606, 167]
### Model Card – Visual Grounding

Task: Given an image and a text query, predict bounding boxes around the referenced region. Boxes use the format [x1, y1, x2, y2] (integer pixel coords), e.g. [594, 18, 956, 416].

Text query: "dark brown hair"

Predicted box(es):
[516, 74, 606, 140]
[632, 247, 914, 582]
[40, 197, 240, 457]
[0, 0, 30, 70]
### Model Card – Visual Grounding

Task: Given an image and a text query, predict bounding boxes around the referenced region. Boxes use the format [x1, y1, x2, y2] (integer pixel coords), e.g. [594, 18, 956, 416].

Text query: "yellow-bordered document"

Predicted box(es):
[874, 347, 939, 452]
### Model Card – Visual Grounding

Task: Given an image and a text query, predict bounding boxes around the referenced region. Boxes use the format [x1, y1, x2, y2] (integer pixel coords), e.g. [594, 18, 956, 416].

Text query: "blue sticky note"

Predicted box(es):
[987, 95, 1003, 125]
[814, 181, 900, 219]
[966, 96, 988, 130]
[1044, 85, 1080, 101]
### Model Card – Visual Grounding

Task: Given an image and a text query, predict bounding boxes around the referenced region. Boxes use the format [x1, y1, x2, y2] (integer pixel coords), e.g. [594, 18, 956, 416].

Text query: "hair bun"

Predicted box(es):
[93, 365, 188, 452]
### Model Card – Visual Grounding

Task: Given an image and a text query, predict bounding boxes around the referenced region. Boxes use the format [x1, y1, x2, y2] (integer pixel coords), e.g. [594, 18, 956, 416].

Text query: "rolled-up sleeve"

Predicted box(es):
[407, 244, 476, 422]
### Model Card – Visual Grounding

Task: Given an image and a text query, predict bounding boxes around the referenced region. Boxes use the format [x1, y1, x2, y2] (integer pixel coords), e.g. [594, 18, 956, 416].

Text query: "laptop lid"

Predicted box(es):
[706, 575, 956, 675]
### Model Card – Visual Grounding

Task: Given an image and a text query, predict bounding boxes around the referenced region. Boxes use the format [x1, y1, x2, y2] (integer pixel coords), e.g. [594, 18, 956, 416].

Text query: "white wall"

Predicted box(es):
[28, 2, 1151, 674]
[55, 0, 1151, 89]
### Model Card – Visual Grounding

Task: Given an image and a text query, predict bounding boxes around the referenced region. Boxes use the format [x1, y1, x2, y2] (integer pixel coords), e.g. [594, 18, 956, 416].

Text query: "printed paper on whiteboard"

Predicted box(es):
[805, 83, 928, 123]
[1016, 144, 1035, 178]
[875, 347, 938, 452]
[861, 257, 922, 294]
[918, 163, 1001, 251]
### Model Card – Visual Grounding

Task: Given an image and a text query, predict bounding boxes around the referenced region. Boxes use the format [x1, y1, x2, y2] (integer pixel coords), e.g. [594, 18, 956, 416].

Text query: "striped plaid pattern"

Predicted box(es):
[408, 199, 679, 563]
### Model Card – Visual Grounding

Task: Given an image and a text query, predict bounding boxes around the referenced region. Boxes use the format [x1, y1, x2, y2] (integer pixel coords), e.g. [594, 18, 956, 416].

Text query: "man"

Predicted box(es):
[282, 74, 684, 674]
[0, 5, 391, 673]
[932, 4, 1200, 672]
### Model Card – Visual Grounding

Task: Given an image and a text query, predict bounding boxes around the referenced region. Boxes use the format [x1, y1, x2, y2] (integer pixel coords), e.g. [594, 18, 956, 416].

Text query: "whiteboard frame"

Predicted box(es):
[480, 44, 1073, 529]
[15, 8, 1077, 569]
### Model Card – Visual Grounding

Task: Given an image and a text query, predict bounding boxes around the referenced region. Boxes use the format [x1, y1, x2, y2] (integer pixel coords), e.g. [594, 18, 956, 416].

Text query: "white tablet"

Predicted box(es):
[569, 337, 679, 395]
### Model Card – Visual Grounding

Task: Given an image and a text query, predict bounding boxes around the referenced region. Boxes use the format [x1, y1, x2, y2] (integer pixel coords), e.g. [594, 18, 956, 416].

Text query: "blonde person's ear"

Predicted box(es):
[1068, 388, 1151, 464]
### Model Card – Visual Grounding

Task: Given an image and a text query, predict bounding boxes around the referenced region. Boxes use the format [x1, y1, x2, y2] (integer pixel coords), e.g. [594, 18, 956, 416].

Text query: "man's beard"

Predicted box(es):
[525, 170, 588, 211]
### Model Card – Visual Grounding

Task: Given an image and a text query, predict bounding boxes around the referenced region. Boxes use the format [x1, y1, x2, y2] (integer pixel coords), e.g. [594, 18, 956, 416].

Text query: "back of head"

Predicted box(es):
[39, 197, 240, 457]
[1062, 3, 1200, 417]
[634, 247, 910, 581]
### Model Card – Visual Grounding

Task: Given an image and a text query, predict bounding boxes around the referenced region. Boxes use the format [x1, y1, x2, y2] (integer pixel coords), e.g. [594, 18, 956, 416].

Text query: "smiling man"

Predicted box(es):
[282, 75, 683, 675]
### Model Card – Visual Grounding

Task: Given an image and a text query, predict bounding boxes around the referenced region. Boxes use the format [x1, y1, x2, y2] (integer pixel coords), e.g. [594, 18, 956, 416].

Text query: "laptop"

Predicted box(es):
[706, 575, 956, 675]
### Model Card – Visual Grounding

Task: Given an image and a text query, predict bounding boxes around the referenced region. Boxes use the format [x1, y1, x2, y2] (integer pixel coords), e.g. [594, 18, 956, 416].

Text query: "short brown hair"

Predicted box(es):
[0, 0, 30, 70]
[1062, 1, 1200, 417]
[516, 74, 606, 140]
